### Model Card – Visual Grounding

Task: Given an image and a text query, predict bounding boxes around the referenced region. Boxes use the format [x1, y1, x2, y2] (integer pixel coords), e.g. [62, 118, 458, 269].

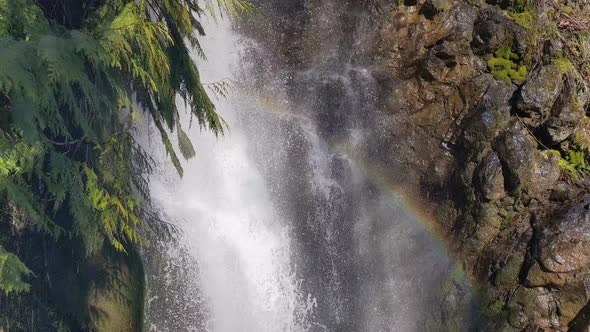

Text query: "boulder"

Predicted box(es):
[472, 203, 502, 248]
[509, 287, 560, 330]
[545, 119, 575, 144]
[539, 196, 590, 273]
[557, 282, 590, 326]
[471, 10, 527, 56]
[526, 262, 570, 287]
[543, 77, 589, 144]
[529, 150, 561, 195]
[494, 120, 535, 191]
[474, 150, 506, 201]
[495, 255, 524, 287]
[543, 39, 564, 58]
[494, 120, 560, 195]
[420, 44, 458, 82]
[462, 75, 514, 149]
[550, 181, 579, 202]
[516, 64, 563, 127]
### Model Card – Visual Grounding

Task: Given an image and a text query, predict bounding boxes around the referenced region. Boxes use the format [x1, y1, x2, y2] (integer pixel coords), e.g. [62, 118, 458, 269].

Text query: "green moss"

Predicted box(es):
[560, 4, 574, 15]
[488, 45, 528, 85]
[554, 54, 575, 74]
[547, 8, 556, 21]
[510, 0, 530, 13]
[505, 0, 534, 29]
[508, 10, 534, 31]
[481, 289, 510, 320]
[432, 0, 450, 13]
[488, 300, 506, 315]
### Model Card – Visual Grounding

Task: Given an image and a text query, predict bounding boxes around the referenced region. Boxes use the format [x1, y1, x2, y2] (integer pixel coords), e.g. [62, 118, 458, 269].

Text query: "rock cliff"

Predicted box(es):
[371, 0, 590, 330]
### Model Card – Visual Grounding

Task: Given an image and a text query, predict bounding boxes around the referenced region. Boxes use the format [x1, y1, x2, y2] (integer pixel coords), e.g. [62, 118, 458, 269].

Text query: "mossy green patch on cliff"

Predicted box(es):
[554, 54, 575, 74]
[488, 45, 528, 85]
[487, 300, 505, 316]
[508, 10, 534, 32]
[543, 149, 590, 183]
[503, 0, 535, 33]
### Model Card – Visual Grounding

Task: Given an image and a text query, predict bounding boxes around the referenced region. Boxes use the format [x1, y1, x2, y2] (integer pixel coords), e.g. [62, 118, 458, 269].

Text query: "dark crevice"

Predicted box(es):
[445, 60, 458, 69]
[497, 157, 518, 195]
[419, 2, 439, 20]
[568, 300, 590, 332]
[435, 51, 455, 61]
[417, 62, 436, 82]
[518, 214, 540, 284]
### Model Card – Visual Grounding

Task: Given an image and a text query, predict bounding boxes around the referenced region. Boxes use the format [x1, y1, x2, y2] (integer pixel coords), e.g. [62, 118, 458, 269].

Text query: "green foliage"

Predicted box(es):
[177, 125, 196, 159]
[0, 246, 31, 294]
[562, 150, 590, 182]
[206, 0, 253, 18]
[508, 10, 534, 31]
[0, 0, 237, 256]
[487, 300, 505, 315]
[0, 0, 248, 328]
[506, 0, 535, 31]
[205, 79, 233, 100]
[508, 0, 531, 13]
[487, 45, 528, 85]
[432, 0, 450, 13]
[84, 165, 141, 253]
[545, 149, 590, 183]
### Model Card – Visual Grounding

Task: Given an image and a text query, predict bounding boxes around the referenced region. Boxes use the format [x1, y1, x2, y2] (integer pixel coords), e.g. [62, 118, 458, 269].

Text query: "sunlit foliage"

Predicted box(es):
[0, 0, 249, 296]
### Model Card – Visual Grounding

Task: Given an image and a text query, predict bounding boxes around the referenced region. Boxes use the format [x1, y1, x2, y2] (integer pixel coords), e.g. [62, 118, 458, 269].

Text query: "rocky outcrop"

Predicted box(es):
[539, 196, 590, 273]
[516, 64, 563, 127]
[370, 0, 590, 330]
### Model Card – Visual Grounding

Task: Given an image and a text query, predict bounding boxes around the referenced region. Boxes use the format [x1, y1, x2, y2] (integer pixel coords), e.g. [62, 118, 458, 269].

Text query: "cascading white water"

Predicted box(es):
[145, 17, 311, 332]
[144, 4, 477, 332]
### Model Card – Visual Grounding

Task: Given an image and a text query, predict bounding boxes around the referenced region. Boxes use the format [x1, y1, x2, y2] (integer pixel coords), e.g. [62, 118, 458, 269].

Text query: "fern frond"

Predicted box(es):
[177, 124, 196, 160]
[0, 246, 31, 295]
[205, 0, 253, 19]
[204, 79, 233, 100]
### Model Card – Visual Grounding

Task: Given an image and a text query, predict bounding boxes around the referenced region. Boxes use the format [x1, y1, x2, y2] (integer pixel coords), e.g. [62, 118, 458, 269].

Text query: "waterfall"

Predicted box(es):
[144, 5, 475, 332]
[143, 17, 311, 332]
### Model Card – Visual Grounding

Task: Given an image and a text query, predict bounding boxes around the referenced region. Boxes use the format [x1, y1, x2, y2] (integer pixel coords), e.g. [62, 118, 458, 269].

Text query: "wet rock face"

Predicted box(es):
[544, 78, 589, 144]
[474, 151, 506, 201]
[516, 65, 563, 127]
[463, 77, 514, 150]
[492, 120, 559, 196]
[509, 287, 561, 330]
[539, 197, 590, 273]
[371, 0, 590, 330]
